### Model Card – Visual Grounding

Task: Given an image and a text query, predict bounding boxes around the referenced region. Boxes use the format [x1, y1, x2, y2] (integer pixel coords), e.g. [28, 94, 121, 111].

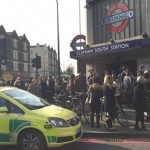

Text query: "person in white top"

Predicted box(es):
[123, 70, 134, 107]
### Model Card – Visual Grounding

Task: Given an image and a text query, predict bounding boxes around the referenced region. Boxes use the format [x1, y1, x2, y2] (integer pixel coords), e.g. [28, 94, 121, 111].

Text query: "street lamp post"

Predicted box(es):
[79, 0, 81, 50]
[55, 0, 60, 78]
[79, 0, 81, 36]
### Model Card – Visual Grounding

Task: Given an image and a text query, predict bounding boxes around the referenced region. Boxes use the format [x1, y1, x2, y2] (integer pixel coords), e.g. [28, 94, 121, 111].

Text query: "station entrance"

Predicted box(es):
[106, 60, 137, 76]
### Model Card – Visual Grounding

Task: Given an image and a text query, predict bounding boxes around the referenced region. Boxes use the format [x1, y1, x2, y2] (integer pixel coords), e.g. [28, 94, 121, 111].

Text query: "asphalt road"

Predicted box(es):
[1, 138, 150, 150]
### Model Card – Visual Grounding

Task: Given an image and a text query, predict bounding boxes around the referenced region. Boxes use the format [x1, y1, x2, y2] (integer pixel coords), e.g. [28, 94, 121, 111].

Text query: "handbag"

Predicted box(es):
[85, 92, 92, 104]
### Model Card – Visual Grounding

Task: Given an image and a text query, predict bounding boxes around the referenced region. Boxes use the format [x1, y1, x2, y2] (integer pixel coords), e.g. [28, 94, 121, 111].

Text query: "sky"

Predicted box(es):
[0, 0, 86, 72]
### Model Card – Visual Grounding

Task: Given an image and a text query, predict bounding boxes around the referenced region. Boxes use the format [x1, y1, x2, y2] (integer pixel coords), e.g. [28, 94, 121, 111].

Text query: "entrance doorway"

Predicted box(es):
[107, 60, 137, 76]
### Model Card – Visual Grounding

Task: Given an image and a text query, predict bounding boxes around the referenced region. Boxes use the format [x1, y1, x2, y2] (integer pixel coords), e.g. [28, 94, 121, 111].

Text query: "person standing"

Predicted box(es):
[47, 75, 55, 103]
[75, 73, 87, 93]
[87, 70, 94, 87]
[144, 71, 150, 122]
[123, 70, 133, 107]
[103, 75, 117, 130]
[68, 74, 76, 96]
[120, 66, 128, 88]
[28, 77, 41, 97]
[133, 76, 146, 130]
[114, 77, 122, 110]
[103, 70, 110, 85]
[14, 76, 25, 90]
[137, 66, 145, 77]
[41, 76, 48, 100]
[87, 76, 103, 128]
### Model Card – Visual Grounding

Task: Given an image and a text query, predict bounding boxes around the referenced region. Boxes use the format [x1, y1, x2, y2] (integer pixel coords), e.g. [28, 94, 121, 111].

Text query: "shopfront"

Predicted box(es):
[70, 0, 150, 78]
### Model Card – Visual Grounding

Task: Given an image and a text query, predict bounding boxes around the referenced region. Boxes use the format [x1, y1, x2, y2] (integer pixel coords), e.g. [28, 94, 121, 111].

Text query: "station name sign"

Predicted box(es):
[102, 10, 134, 26]
[70, 39, 150, 58]
[76, 43, 129, 56]
[102, 2, 134, 33]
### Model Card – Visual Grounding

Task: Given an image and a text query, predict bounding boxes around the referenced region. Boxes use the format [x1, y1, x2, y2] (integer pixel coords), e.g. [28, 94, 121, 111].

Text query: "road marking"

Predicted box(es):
[80, 138, 150, 144]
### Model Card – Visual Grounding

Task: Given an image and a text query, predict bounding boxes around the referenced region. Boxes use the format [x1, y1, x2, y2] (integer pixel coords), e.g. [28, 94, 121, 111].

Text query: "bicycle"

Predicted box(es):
[53, 91, 86, 119]
[65, 92, 86, 119]
[52, 93, 66, 107]
[82, 96, 129, 128]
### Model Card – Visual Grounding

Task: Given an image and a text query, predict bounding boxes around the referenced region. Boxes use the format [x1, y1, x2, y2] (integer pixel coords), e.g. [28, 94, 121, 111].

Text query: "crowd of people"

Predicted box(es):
[86, 66, 150, 130]
[0, 65, 150, 131]
[0, 73, 87, 104]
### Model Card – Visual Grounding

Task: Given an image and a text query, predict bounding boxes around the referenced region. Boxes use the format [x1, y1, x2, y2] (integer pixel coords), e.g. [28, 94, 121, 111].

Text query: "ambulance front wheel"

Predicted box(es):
[18, 129, 48, 150]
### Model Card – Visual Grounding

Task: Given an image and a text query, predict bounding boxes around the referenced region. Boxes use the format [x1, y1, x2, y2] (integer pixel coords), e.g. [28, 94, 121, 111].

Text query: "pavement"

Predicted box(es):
[81, 106, 150, 139]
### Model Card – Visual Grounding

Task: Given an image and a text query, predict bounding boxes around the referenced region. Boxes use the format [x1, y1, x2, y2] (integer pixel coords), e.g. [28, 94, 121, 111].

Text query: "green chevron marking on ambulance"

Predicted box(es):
[9, 119, 31, 133]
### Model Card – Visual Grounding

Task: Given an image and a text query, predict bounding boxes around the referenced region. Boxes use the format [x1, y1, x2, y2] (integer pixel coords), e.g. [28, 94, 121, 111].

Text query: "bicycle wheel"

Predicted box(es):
[82, 104, 91, 125]
[116, 110, 129, 127]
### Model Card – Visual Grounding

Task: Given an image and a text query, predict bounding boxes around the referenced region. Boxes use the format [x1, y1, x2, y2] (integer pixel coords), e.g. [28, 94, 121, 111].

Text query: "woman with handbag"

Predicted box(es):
[87, 76, 103, 128]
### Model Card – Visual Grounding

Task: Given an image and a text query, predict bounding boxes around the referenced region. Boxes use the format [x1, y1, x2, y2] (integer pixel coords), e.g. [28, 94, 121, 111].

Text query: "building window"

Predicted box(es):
[30, 50, 33, 56]
[52, 66, 54, 72]
[52, 52, 54, 58]
[24, 42, 27, 51]
[13, 39, 18, 49]
[49, 66, 51, 72]
[49, 52, 51, 58]
[24, 53, 28, 62]
[13, 51, 18, 60]
[24, 63, 28, 72]
[13, 62, 18, 71]
[52, 59, 54, 65]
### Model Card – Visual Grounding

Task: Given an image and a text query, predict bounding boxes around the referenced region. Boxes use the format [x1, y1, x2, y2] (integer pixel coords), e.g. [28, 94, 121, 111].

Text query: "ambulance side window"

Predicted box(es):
[0, 97, 6, 107]
[9, 103, 24, 114]
[0, 96, 24, 114]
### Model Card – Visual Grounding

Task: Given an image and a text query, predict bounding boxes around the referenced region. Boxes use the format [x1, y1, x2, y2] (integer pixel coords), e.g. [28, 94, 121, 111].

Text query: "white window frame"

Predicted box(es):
[24, 63, 28, 72]
[13, 62, 18, 71]
[49, 66, 52, 72]
[52, 52, 54, 58]
[30, 50, 33, 55]
[24, 42, 27, 51]
[52, 66, 54, 72]
[52, 59, 54, 65]
[13, 51, 18, 60]
[24, 53, 28, 62]
[13, 39, 18, 49]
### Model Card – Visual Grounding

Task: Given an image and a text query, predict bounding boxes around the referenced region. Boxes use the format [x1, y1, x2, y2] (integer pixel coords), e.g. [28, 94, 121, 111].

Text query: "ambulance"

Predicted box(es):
[0, 87, 82, 150]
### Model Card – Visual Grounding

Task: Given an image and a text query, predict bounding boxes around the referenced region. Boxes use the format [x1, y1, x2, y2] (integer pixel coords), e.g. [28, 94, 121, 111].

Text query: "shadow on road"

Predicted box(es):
[51, 141, 131, 150]
[0, 141, 131, 150]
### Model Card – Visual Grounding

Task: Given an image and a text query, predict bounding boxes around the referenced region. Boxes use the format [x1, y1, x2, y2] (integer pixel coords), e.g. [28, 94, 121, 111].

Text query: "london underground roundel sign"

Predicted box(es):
[70, 35, 86, 51]
[102, 2, 134, 33]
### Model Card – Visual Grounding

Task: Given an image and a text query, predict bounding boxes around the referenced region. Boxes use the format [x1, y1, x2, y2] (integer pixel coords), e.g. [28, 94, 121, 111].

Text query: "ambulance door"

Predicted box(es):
[0, 96, 11, 144]
[0, 96, 24, 144]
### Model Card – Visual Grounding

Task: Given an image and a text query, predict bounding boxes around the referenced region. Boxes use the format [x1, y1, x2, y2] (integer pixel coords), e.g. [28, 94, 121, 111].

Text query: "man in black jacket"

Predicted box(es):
[47, 75, 55, 103]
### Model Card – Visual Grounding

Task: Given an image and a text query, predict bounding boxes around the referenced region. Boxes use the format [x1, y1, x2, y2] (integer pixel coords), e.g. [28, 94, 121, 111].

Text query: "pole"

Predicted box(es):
[79, 0, 81, 35]
[56, 0, 60, 78]
[79, 0, 81, 50]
